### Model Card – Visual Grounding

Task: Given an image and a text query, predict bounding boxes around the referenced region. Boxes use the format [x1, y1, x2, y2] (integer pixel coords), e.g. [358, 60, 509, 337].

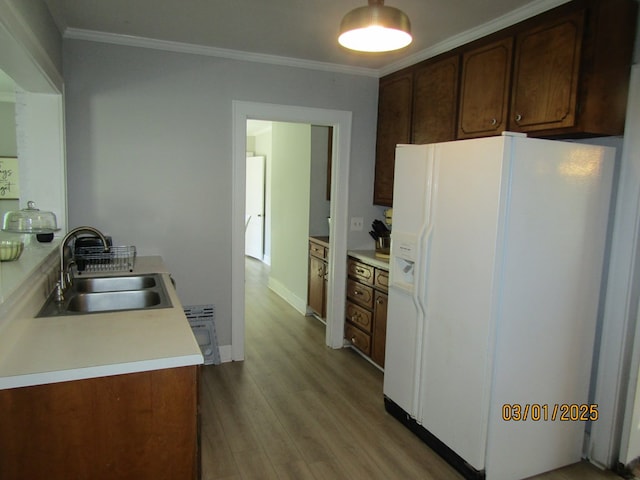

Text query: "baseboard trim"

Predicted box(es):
[217, 345, 233, 363]
[267, 277, 307, 315]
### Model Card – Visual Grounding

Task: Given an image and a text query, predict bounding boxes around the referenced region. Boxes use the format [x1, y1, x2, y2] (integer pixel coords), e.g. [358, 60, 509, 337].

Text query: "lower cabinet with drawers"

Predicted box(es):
[308, 236, 329, 320]
[345, 254, 389, 368]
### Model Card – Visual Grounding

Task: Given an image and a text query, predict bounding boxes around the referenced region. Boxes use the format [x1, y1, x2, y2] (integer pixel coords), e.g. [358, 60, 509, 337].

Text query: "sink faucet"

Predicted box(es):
[56, 226, 110, 301]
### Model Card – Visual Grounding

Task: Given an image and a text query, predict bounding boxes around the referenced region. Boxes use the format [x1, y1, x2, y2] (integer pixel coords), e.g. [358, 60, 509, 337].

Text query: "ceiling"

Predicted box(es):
[41, 0, 571, 75]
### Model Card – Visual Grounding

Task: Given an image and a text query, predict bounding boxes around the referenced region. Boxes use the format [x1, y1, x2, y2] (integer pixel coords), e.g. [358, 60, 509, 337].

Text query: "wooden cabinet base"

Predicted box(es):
[0, 366, 200, 480]
[345, 256, 389, 368]
[308, 237, 329, 319]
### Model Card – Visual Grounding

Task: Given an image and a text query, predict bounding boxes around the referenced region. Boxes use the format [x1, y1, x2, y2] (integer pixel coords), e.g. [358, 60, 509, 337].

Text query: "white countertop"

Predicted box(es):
[348, 250, 390, 270]
[0, 256, 204, 390]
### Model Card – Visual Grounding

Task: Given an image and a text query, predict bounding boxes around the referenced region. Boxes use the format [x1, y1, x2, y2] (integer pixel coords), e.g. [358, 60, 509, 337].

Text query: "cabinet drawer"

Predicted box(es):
[345, 323, 371, 356]
[347, 258, 374, 285]
[375, 269, 389, 292]
[309, 241, 327, 259]
[347, 278, 374, 309]
[346, 301, 373, 333]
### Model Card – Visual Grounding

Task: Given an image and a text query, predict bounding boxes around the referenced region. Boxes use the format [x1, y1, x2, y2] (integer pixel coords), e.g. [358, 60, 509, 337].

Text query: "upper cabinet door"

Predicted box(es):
[412, 55, 460, 145]
[374, 71, 413, 207]
[457, 38, 513, 139]
[509, 11, 584, 132]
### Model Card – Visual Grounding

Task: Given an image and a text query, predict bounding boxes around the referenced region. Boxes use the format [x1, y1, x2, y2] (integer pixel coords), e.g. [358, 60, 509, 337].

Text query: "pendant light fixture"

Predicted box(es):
[338, 0, 412, 53]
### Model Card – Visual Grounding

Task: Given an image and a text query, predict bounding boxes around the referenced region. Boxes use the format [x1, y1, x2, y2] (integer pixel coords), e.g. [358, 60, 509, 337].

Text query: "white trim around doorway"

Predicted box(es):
[231, 101, 352, 360]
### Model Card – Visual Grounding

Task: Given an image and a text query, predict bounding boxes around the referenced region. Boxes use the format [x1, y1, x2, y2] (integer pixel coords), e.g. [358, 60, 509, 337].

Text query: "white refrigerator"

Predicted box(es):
[383, 132, 615, 480]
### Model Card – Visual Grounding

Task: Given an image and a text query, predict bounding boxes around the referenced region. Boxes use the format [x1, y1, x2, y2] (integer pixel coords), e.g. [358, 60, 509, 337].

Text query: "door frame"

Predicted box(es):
[591, 65, 640, 468]
[231, 101, 352, 360]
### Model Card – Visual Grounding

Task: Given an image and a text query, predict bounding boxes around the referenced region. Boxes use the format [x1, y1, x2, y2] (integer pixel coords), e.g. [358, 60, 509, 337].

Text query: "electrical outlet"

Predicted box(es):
[350, 217, 364, 231]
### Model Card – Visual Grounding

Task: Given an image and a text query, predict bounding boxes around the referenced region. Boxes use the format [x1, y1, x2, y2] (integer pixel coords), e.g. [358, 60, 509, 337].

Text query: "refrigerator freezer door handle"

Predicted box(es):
[412, 222, 433, 418]
[413, 149, 439, 423]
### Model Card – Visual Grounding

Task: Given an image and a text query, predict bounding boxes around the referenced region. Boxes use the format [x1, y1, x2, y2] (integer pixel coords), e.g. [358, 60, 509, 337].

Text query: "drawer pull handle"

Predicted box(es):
[356, 268, 365, 274]
[353, 290, 362, 295]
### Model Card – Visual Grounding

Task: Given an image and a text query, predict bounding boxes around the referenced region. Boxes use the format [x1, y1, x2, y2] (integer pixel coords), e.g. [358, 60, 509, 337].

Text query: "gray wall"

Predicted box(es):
[0, 102, 16, 156]
[268, 122, 311, 313]
[63, 39, 380, 345]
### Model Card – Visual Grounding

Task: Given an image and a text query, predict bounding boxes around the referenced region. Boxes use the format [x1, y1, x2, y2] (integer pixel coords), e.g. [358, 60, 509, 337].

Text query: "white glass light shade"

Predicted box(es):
[338, 1, 412, 52]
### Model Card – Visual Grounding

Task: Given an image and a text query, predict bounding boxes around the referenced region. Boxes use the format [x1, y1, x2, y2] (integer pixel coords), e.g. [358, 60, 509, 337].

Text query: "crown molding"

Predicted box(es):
[380, 0, 572, 76]
[63, 0, 571, 80]
[64, 28, 381, 78]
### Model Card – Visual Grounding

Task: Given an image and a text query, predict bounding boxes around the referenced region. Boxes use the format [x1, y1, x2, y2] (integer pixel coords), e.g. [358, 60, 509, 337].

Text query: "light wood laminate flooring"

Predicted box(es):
[200, 258, 625, 480]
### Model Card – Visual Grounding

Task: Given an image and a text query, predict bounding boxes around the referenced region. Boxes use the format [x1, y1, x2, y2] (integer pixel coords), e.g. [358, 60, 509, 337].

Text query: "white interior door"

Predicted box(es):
[245, 155, 265, 260]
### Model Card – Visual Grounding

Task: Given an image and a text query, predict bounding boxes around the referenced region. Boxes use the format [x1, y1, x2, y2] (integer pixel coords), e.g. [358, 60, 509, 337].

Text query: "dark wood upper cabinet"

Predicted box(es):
[457, 38, 513, 139]
[412, 55, 460, 144]
[373, 0, 637, 206]
[509, 11, 584, 132]
[374, 71, 413, 207]
[561, 0, 638, 136]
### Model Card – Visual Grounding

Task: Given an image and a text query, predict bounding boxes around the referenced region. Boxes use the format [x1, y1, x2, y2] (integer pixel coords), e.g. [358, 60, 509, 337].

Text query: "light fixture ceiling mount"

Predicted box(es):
[338, 0, 412, 53]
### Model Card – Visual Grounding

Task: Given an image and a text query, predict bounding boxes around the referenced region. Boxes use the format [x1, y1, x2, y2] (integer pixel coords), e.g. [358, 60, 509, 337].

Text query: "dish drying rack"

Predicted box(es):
[74, 245, 137, 273]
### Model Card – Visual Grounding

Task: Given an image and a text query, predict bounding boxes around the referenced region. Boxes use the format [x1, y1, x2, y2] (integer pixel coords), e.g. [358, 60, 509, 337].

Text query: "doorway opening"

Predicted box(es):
[245, 151, 266, 262]
[245, 121, 332, 317]
[232, 101, 353, 361]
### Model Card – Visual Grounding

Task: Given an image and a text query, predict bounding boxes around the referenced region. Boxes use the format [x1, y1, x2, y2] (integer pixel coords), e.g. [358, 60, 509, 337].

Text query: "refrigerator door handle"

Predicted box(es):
[413, 222, 435, 419]
[412, 154, 437, 419]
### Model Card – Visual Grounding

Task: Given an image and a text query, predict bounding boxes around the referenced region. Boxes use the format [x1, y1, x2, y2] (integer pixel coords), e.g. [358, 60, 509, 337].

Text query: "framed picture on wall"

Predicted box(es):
[0, 157, 19, 199]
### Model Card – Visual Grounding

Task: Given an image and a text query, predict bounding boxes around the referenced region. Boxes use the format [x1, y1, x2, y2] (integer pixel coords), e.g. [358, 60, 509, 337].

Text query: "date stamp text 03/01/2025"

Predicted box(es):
[501, 404, 599, 422]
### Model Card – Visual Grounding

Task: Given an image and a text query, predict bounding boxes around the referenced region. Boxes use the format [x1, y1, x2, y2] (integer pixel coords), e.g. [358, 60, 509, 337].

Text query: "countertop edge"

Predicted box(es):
[0, 354, 203, 390]
[309, 235, 330, 248]
[348, 250, 390, 270]
[0, 255, 204, 390]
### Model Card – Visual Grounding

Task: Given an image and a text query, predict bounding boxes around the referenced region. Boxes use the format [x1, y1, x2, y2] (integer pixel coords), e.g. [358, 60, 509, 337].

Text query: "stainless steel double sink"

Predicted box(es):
[37, 273, 172, 317]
